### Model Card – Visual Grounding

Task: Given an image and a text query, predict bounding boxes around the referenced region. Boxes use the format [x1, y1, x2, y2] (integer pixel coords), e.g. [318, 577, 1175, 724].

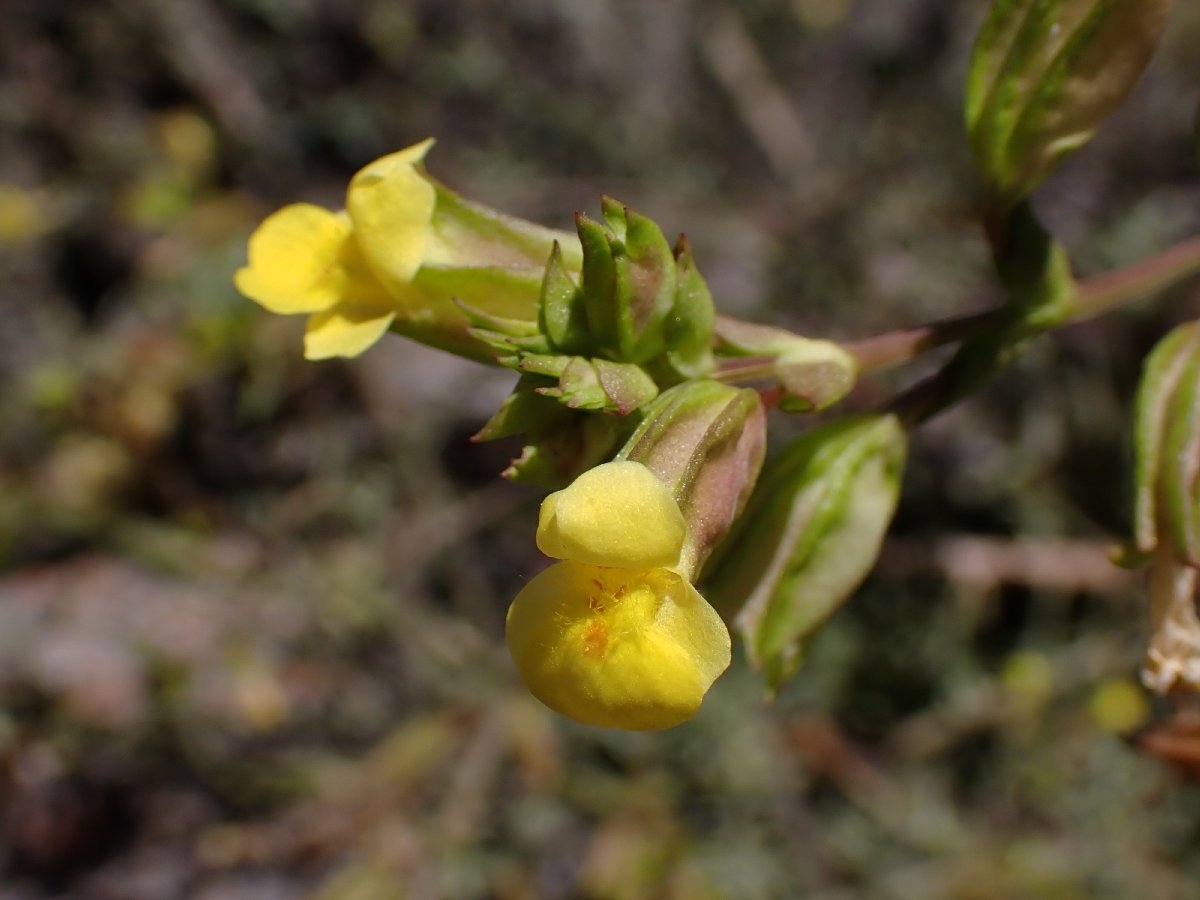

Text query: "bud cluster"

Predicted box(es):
[235, 139, 909, 730]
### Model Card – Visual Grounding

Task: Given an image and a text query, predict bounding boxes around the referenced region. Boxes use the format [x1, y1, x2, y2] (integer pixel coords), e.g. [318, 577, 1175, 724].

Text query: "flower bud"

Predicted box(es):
[616, 380, 766, 579]
[703, 414, 907, 690]
[542, 198, 716, 379]
[236, 139, 582, 361]
[715, 317, 856, 411]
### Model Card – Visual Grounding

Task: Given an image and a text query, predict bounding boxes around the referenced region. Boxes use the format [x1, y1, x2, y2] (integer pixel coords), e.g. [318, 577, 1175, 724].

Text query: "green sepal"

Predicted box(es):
[472, 376, 626, 489]
[715, 318, 857, 411]
[428, 180, 584, 271]
[703, 414, 907, 692]
[612, 206, 677, 363]
[538, 242, 591, 355]
[659, 236, 717, 381]
[966, 0, 1173, 213]
[532, 356, 659, 415]
[600, 195, 627, 236]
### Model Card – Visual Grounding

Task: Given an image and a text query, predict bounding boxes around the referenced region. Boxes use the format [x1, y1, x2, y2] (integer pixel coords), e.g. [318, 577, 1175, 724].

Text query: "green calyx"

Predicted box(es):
[469, 199, 723, 485]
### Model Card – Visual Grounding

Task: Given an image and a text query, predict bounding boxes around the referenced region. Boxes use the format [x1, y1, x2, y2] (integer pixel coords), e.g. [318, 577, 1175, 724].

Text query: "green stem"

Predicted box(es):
[1068, 233, 1200, 323]
[843, 308, 1005, 372]
[843, 233, 1200, 375]
[889, 232, 1200, 426]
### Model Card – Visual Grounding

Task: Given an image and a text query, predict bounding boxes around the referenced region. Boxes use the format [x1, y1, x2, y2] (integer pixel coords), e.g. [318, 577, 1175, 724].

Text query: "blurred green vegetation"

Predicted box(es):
[3, 1, 1200, 897]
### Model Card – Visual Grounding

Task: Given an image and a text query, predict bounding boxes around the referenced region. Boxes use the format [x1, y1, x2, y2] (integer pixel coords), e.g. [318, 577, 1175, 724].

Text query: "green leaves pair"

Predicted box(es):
[967, 0, 1173, 213]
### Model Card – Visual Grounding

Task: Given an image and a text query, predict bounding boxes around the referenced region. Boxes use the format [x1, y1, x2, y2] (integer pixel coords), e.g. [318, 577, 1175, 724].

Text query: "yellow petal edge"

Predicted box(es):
[235, 204, 359, 315]
[536, 461, 685, 570]
[346, 139, 438, 292]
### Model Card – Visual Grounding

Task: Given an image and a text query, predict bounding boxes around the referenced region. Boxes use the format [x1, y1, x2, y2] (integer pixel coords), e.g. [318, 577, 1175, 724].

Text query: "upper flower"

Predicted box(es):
[235, 139, 582, 361]
[506, 461, 731, 730]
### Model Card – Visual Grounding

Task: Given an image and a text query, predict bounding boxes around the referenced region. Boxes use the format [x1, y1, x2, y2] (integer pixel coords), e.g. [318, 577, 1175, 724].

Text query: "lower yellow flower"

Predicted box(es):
[506, 460, 731, 730]
[506, 561, 730, 730]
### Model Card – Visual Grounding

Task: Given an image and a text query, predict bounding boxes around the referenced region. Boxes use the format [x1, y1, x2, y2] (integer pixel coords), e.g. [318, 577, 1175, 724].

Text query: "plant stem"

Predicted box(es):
[1068, 233, 1200, 323]
[844, 232, 1200, 373]
[887, 232, 1200, 426]
[843, 308, 1006, 372]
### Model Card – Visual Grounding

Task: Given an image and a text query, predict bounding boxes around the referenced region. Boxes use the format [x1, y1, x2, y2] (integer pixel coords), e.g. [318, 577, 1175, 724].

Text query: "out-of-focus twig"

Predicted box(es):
[130, 0, 272, 149]
[878, 535, 1136, 597]
[698, 4, 815, 187]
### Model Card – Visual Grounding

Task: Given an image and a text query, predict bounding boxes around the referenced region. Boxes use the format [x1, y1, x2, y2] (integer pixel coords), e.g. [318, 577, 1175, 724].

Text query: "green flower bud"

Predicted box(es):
[715, 317, 856, 411]
[547, 199, 716, 380]
[704, 414, 907, 691]
[615, 380, 766, 579]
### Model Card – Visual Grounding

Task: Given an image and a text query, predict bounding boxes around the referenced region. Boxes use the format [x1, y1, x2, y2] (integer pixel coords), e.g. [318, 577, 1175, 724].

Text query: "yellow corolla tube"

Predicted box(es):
[507, 461, 732, 730]
[235, 139, 582, 361]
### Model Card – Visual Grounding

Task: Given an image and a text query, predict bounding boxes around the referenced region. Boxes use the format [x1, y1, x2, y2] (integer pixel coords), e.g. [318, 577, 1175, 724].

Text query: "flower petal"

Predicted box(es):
[303, 305, 396, 360]
[506, 562, 731, 730]
[346, 140, 437, 291]
[235, 204, 386, 315]
[537, 461, 685, 569]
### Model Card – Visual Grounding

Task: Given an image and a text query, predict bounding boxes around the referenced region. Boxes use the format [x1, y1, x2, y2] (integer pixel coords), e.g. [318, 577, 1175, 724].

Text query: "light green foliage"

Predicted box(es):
[967, 0, 1174, 211]
[1133, 322, 1200, 563]
[704, 415, 907, 690]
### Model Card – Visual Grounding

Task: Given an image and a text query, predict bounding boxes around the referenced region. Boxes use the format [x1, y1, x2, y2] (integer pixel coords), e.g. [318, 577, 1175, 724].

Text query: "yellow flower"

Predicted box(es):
[507, 461, 731, 730]
[235, 139, 581, 360]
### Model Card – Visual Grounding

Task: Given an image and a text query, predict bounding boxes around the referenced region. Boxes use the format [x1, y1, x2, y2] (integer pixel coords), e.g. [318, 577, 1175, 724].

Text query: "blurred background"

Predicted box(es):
[3, 0, 1200, 897]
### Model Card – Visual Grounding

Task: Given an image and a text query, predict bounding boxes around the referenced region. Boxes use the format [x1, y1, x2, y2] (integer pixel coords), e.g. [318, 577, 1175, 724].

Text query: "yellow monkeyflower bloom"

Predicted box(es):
[507, 461, 731, 730]
[235, 139, 582, 361]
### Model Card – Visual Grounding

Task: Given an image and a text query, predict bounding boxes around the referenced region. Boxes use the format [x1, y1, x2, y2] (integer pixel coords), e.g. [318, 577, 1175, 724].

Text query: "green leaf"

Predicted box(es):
[1132, 323, 1200, 553]
[967, 0, 1173, 210]
[1160, 338, 1200, 565]
[704, 415, 907, 691]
